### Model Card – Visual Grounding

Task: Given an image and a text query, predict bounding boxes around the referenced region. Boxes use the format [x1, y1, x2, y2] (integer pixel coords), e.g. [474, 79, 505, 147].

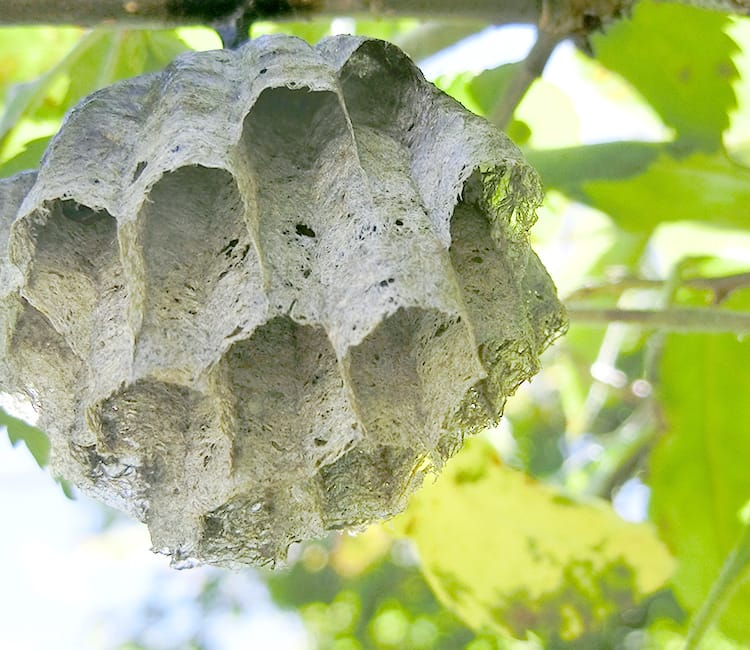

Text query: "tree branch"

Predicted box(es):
[567, 306, 750, 334]
[0, 0, 747, 28]
[0, 0, 539, 27]
[490, 28, 564, 129]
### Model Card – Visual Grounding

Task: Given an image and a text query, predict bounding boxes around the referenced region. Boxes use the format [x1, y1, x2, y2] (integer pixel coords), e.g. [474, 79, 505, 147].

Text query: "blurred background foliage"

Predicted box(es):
[2, 2, 750, 648]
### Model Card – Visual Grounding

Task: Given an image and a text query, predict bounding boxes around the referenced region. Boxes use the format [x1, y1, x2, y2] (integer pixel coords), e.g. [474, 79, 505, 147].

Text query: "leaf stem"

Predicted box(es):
[566, 306, 750, 335]
[685, 522, 750, 649]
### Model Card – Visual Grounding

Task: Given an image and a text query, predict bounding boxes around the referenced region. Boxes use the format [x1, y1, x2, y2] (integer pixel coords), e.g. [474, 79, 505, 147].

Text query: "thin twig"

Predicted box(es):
[584, 403, 657, 500]
[567, 272, 750, 304]
[490, 28, 564, 129]
[566, 306, 750, 334]
[215, 4, 255, 49]
[690, 272, 750, 303]
[642, 260, 685, 384]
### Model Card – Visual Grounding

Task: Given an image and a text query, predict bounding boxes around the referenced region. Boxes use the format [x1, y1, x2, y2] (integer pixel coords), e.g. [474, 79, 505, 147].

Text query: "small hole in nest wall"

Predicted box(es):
[132, 161, 148, 182]
[220, 238, 239, 257]
[295, 223, 316, 238]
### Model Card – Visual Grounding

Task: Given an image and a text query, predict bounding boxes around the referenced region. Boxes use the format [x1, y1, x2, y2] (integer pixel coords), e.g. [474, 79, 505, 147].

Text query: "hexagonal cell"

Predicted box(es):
[135, 165, 258, 381]
[241, 87, 351, 319]
[199, 482, 323, 568]
[8, 297, 81, 418]
[218, 316, 359, 481]
[90, 378, 232, 552]
[346, 306, 483, 450]
[449, 190, 536, 409]
[21, 199, 120, 359]
[338, 39, 421, 135]
[317, 444, 421, 529]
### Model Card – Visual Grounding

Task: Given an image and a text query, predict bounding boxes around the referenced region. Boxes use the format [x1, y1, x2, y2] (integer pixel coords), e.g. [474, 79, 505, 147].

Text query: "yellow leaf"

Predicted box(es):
[393, 438, 674, 642]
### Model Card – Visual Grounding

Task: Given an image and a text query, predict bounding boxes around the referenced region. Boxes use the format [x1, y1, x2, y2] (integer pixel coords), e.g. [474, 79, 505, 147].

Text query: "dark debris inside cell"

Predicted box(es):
[57, 199, 108, 224]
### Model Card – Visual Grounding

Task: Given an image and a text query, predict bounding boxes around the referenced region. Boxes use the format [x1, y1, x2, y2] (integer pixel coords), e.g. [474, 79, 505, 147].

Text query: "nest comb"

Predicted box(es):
[0, 35, 566, 568]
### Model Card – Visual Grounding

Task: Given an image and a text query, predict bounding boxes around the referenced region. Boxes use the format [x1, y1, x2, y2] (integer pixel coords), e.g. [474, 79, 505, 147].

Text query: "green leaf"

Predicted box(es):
[530, 145, 750, 233]
[394, 437, 674, 644]
[650, 332, 750, 643]
[468, 63, 578, 147]
[0, 29, 189, 150]
[592, 1, 738, 151]
[250, 19, 333, 44]
[468, 62, 520, 118]
[0, 27, 82, 87]
[434, 71, 485, 115]
[0, 31, 98, 145]
[513, 79, 580, 149]
[64, 31, 187, 105]
[0, 135, 50, 177]
[527, 141, 664, 199]
[0, 405, 49, 468]
[584, 152, 750, 232]
[354, 18, 421, 43]
[685, 523, 750, 649]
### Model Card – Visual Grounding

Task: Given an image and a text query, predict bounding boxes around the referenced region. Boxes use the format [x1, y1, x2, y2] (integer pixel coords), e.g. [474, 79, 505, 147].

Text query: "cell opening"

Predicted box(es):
[22, 199, 119, 357]
[136, 165, 252, 375]
[219, 316, 358, 481]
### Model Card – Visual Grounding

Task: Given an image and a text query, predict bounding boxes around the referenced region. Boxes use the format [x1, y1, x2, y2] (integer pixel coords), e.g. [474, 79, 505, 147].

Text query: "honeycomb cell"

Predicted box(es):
[218, 316, 357, 481]
[134, 165, 258, 382]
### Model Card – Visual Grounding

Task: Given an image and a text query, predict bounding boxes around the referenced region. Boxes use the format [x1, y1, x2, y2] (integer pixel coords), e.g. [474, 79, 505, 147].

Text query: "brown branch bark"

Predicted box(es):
[0, 0, 539, 27]
[0, 0, 747, 28]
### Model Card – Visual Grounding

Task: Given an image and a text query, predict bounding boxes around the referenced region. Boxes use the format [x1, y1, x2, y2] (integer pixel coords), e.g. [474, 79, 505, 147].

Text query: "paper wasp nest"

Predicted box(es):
[0, 35, 565, 568]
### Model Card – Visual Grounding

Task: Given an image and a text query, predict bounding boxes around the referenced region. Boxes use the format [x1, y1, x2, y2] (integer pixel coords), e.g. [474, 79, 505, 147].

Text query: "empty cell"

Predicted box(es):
[219, 316, 358, 481]
[242, 88, 349, 306]
[9, 297, 81, 412]
[22, 199, 119, 358]
[136, 165, 253, 376]
[346, 307, 428, 446]
[449, 186, 539, 406]
[317, 445, 419, 529]
[339, 41, 420, 135]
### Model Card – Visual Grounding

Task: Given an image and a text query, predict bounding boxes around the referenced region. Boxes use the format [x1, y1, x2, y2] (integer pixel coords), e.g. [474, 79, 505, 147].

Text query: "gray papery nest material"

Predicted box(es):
[0, 35, 566, 568]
